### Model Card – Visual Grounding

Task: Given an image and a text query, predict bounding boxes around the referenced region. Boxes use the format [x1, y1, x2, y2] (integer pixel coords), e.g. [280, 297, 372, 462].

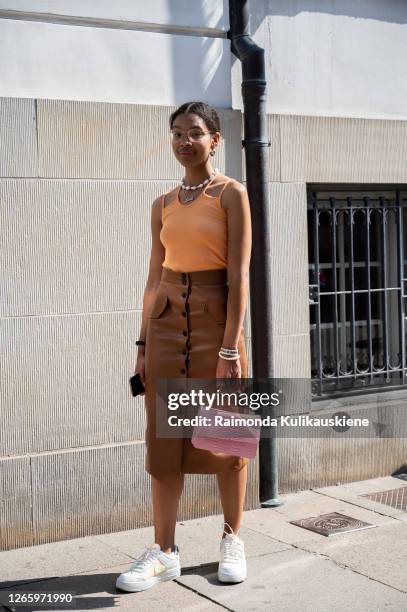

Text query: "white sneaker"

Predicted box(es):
[218, 523, 247, 583]
[116, 543, 181, 592]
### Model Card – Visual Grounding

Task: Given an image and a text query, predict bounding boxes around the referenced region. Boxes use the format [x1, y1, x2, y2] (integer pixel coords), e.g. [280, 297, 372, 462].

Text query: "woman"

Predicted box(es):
[116, 101, 252, 593]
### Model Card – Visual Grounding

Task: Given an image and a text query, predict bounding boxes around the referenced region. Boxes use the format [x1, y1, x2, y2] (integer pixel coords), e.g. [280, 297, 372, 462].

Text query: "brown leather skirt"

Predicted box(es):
[144, 266, 248, 479]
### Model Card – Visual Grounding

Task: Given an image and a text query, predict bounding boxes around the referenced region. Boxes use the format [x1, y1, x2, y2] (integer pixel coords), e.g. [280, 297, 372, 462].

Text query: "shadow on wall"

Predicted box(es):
[251, 0, 407, 25]
[168, 0, 241, 178]
[169, 0, 229, 106]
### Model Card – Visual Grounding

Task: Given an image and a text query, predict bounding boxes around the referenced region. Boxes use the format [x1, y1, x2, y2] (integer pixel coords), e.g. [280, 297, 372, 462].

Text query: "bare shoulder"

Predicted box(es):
[152, 188, 175, 212]
[224, 177, 246, 190]
[152, 195, 162, 208]
[161, 187, 179, 209]
[221, 178, 248, 212]
[151, 195, 162, 215]
[151, 194, 167, 224]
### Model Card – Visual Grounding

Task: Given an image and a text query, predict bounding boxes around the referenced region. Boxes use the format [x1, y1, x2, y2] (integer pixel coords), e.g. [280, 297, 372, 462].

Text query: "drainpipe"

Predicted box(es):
[227, 0, 283, 507]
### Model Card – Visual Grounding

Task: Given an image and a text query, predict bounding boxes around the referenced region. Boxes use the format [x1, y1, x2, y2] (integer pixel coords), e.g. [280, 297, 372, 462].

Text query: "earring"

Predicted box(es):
[210, 149, 215, 156]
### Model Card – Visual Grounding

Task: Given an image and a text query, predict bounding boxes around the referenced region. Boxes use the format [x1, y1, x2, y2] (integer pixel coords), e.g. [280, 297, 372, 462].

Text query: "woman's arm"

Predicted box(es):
[137, 196, 165, 344]
[217, 182, 252, 377]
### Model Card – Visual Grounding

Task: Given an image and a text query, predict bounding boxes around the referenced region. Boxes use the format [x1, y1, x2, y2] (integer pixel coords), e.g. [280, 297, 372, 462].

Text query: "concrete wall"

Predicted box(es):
[255, 112, 407, 493]
[2, 1, 407, 119]
[0, 98, 260, 551]
[1, 97, 406, 550]
[245, 0, 407, 119]
[0, 0, 230, 106]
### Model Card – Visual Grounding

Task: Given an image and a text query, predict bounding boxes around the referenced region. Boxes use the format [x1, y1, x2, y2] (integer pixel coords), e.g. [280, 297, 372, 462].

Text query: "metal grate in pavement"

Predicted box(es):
[361, 486, 407, 511]
[290, 512, 375, 537]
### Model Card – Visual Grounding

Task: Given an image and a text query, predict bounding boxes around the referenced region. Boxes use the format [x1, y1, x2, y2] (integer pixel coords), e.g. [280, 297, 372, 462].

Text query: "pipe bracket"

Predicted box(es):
[242, 139, 271, 148]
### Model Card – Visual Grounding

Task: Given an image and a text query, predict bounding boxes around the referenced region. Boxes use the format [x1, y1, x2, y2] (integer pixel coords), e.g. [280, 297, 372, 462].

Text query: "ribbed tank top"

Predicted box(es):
[160, 178, 231, 273]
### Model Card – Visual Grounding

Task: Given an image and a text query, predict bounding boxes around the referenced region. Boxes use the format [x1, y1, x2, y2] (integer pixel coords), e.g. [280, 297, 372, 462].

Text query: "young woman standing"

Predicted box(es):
[116, 101, 252, 593]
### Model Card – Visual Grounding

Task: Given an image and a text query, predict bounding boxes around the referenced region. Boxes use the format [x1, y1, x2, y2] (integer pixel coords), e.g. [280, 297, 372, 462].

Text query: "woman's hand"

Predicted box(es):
[216, 356, 241, 380]
[135, 348, 146, 394]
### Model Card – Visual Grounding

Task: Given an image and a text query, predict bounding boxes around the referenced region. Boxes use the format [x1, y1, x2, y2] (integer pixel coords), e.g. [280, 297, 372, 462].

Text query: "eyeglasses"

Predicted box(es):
[170, 129, 213, 142]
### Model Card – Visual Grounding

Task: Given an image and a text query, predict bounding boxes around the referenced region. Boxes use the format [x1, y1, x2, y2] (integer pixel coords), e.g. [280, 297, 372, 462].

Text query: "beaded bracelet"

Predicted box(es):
[218, 353, 239, 361]
[218, 351, 240, 360]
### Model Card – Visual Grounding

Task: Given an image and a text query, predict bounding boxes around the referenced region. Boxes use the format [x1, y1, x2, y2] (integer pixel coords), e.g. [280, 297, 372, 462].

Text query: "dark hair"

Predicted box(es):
[169, 101, 221, 134]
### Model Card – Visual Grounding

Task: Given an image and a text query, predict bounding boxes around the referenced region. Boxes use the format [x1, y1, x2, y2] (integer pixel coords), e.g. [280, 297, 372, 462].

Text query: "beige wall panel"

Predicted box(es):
[0, 312, 144, 456]
[0, 457, 32, 550]
[277, 437, 315, 492]
[37, 101, 242, 180]
[269, 182, 309, 336]
[272, 333, 311, 378]
[314, 436, 407, 484]
[269, 114, 281, 182]
[280, 114, 407, 183]
[31, 443, 150, 544]
[311, 392, 407, 439]
[31, 443, 259, 545]
[242, 114, 280, 182]
[278, 437, 407, 493]
[0, 98, 37, 177]
[0, 178, 173, 316]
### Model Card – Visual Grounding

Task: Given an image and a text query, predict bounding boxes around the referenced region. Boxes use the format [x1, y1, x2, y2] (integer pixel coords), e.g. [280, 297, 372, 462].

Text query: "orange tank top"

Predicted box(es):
[160, 179, 231, 273]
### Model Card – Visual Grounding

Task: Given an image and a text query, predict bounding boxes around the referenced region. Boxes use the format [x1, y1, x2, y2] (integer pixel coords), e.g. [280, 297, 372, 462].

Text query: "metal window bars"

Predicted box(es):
[308, 187, 407, 398]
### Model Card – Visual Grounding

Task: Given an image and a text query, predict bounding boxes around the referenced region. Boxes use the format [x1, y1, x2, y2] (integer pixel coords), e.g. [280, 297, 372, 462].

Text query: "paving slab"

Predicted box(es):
[1, 563, 223, 612]
[317, 476, 407, 494]
[242, 499, 396, 547]
[313, 476, 407, 518]
[260, 489, 399, 523]
[394, 512, 407, 522]
[243, 507, 328, 544]
[96, 514, 291, 569]
[295, 521, 407, 592]
[0, 536, 131, 586]
[177, 548, 407, 612]
[1, 477, 406, 611]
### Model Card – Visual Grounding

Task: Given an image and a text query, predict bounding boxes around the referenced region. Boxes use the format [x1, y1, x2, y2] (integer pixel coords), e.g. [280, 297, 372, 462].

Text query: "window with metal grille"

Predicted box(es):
[308, 186, 407, 398]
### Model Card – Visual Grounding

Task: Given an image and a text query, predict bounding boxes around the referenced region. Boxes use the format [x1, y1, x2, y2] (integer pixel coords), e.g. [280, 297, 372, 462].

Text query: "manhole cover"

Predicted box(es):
[361, 486, 407, 511]
[290, 512, 375, 536]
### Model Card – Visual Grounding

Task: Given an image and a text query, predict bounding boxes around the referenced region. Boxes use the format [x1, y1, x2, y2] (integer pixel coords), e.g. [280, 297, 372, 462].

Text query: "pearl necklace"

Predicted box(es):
[180, 168, 219, 203]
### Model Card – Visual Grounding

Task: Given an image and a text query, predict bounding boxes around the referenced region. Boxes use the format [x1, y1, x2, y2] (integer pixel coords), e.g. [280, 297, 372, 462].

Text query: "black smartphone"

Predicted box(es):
[129, 373, 145, 397]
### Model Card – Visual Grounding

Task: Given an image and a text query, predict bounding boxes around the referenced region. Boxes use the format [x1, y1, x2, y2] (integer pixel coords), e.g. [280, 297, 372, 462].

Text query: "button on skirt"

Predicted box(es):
[144, 266, 249, 479]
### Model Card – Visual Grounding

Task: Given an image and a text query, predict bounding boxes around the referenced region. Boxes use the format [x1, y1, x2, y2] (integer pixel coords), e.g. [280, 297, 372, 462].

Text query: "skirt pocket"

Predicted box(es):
[149, 292, 170, 319]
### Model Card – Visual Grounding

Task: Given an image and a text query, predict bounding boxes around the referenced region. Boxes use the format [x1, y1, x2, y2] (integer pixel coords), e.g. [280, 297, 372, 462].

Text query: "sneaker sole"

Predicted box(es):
[116, 566, 181, 592]
[218, 569, 247, 584]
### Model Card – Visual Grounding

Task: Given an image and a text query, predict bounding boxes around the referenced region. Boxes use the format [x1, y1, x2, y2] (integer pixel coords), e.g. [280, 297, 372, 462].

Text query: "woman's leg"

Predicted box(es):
[152, 473, 184, 552]
[216, 464, 248, 535]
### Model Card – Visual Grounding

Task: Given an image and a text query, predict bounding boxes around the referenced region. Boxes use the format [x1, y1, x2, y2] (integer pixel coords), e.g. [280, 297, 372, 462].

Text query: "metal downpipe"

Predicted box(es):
[227, 0, 283, 507]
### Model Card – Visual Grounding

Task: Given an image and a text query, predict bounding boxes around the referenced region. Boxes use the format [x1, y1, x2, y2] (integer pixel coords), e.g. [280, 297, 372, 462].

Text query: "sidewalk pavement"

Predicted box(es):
[0, 475, 406, 612]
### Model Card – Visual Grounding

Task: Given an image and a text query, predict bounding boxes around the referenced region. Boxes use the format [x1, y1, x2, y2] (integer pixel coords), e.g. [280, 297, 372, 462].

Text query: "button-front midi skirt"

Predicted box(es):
[144, 266, 249, 479]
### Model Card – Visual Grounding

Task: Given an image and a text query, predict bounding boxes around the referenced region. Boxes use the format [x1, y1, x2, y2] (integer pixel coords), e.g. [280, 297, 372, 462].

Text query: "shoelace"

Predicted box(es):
[221, 522, 244, 560]
[130, 545, 161, 571]
[222, 536, 244, 560]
